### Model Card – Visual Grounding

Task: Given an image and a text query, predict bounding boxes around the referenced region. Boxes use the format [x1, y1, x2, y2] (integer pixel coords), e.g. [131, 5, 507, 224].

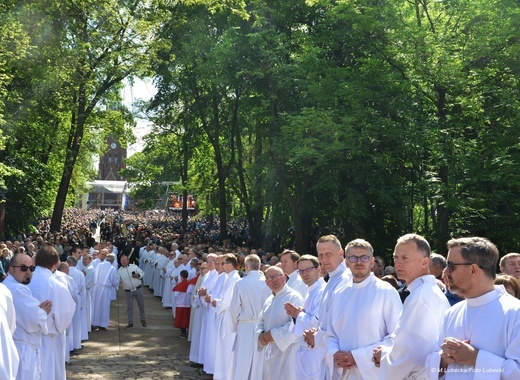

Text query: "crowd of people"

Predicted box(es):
[1, 208, 520, 379]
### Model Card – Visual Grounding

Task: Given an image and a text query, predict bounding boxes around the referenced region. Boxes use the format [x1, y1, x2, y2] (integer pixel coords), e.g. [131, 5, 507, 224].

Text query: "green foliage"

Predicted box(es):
[2, 0, 519, 254]
[2, 154, 54, 235]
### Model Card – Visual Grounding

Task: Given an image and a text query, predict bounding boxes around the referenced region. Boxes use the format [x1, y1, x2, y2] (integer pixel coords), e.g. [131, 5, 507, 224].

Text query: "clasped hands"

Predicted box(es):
[333, 350, 356, 369]
[303, 328, 317, 348]
[440, 338, 478, 367]
[258, 331, 273, 346]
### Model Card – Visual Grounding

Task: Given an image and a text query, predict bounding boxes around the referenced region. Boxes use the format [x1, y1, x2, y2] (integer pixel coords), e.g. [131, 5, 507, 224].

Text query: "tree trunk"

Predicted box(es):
[436, 85, 450, 255]
[50, 92, 86, 231]
[292, 206, 311, 254]
[181, 139, 189, 234]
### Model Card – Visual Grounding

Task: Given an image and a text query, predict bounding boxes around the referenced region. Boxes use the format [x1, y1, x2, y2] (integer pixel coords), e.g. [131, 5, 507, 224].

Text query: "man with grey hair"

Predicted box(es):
[426, 237, 520, 379]
[171, 242, 181, 259]
[373, 233, 450, 379]
[429, 253, 447, 280]
[257, 266, 304, 379]
[500, 252, 520, 280]
[229, 254, 271, 380]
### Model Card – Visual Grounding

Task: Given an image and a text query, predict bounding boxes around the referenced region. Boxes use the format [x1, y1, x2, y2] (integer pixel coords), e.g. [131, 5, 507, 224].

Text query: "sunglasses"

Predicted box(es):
[11, 264, 36, 272]
[446, 261, 484, 272]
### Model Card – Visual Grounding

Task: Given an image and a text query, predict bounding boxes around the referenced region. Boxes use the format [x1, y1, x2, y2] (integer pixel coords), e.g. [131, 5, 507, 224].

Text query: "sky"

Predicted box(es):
[121, 78, 156, 157]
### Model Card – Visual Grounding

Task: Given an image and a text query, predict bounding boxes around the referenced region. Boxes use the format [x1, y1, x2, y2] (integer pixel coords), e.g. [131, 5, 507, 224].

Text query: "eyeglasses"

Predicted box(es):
[265, 273, 284, 281]
[11, 264, 36, 272]
[446, 262, 473, 272]
[346, 255, 371, 263]
[297, 266, 317, 275]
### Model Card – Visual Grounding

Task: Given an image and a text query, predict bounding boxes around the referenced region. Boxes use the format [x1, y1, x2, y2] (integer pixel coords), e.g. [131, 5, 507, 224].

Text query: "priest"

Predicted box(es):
[257, 266, 304, 379]
[426, 237, 520, 379]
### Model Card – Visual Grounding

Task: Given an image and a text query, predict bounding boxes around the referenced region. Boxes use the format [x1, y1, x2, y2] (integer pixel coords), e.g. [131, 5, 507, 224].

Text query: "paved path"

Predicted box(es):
[66, 285, 209, 379]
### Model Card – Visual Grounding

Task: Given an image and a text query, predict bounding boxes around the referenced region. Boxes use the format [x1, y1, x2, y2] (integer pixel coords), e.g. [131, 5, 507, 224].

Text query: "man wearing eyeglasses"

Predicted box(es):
[3, 253, 52, 380]
[257, 266, 304, 380]
[28, 246, 76, 380]
[284, 254, 326, 380]
[372, 233, 450, 379]
[426, 237, 520, 379]
[321, 239, 402, 380]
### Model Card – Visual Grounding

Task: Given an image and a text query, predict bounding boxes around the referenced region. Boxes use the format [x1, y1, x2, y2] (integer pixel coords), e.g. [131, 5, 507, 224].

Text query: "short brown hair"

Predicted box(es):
[447, 237, 498, 279]
[280, 249, 300, 263]
[224, 253, 237, 267]
[494, 274, 520, 299]
[35, 245, 60, 269]
[297, 254, 320, 268]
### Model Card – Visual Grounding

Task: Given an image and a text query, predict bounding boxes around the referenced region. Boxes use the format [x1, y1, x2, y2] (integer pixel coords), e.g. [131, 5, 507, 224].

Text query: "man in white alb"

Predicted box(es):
[28, 246, 75, 380]
[323, 239, 402, 380]
[229, 254, 270, 380]
[372, 233, 450, 379]
[303, 235, 353, 373]
[213, 254, 241, 380]
[203, 255, 227, 375]
[67, 256, 86, 349]
[284, 254, 326, 380]
[82, 253, 94, 336]
[188, 261, 208, 343]
[257, 266, 304, 379]
[4, 253, 51, 380]
[192, 253, 218, 366]
[280, 249, 308, 298]
[91, 248, 118, 330]
[426, 237, 520, 379]
[0, 281, 19, 380]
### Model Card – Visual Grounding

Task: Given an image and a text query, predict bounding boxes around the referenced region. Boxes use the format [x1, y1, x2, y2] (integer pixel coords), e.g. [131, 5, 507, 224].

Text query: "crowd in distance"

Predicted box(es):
[1, 208, 520, 379]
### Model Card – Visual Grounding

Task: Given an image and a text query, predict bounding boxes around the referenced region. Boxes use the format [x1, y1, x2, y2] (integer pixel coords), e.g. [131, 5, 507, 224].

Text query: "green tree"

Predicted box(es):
[44, 0, 159, 231]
